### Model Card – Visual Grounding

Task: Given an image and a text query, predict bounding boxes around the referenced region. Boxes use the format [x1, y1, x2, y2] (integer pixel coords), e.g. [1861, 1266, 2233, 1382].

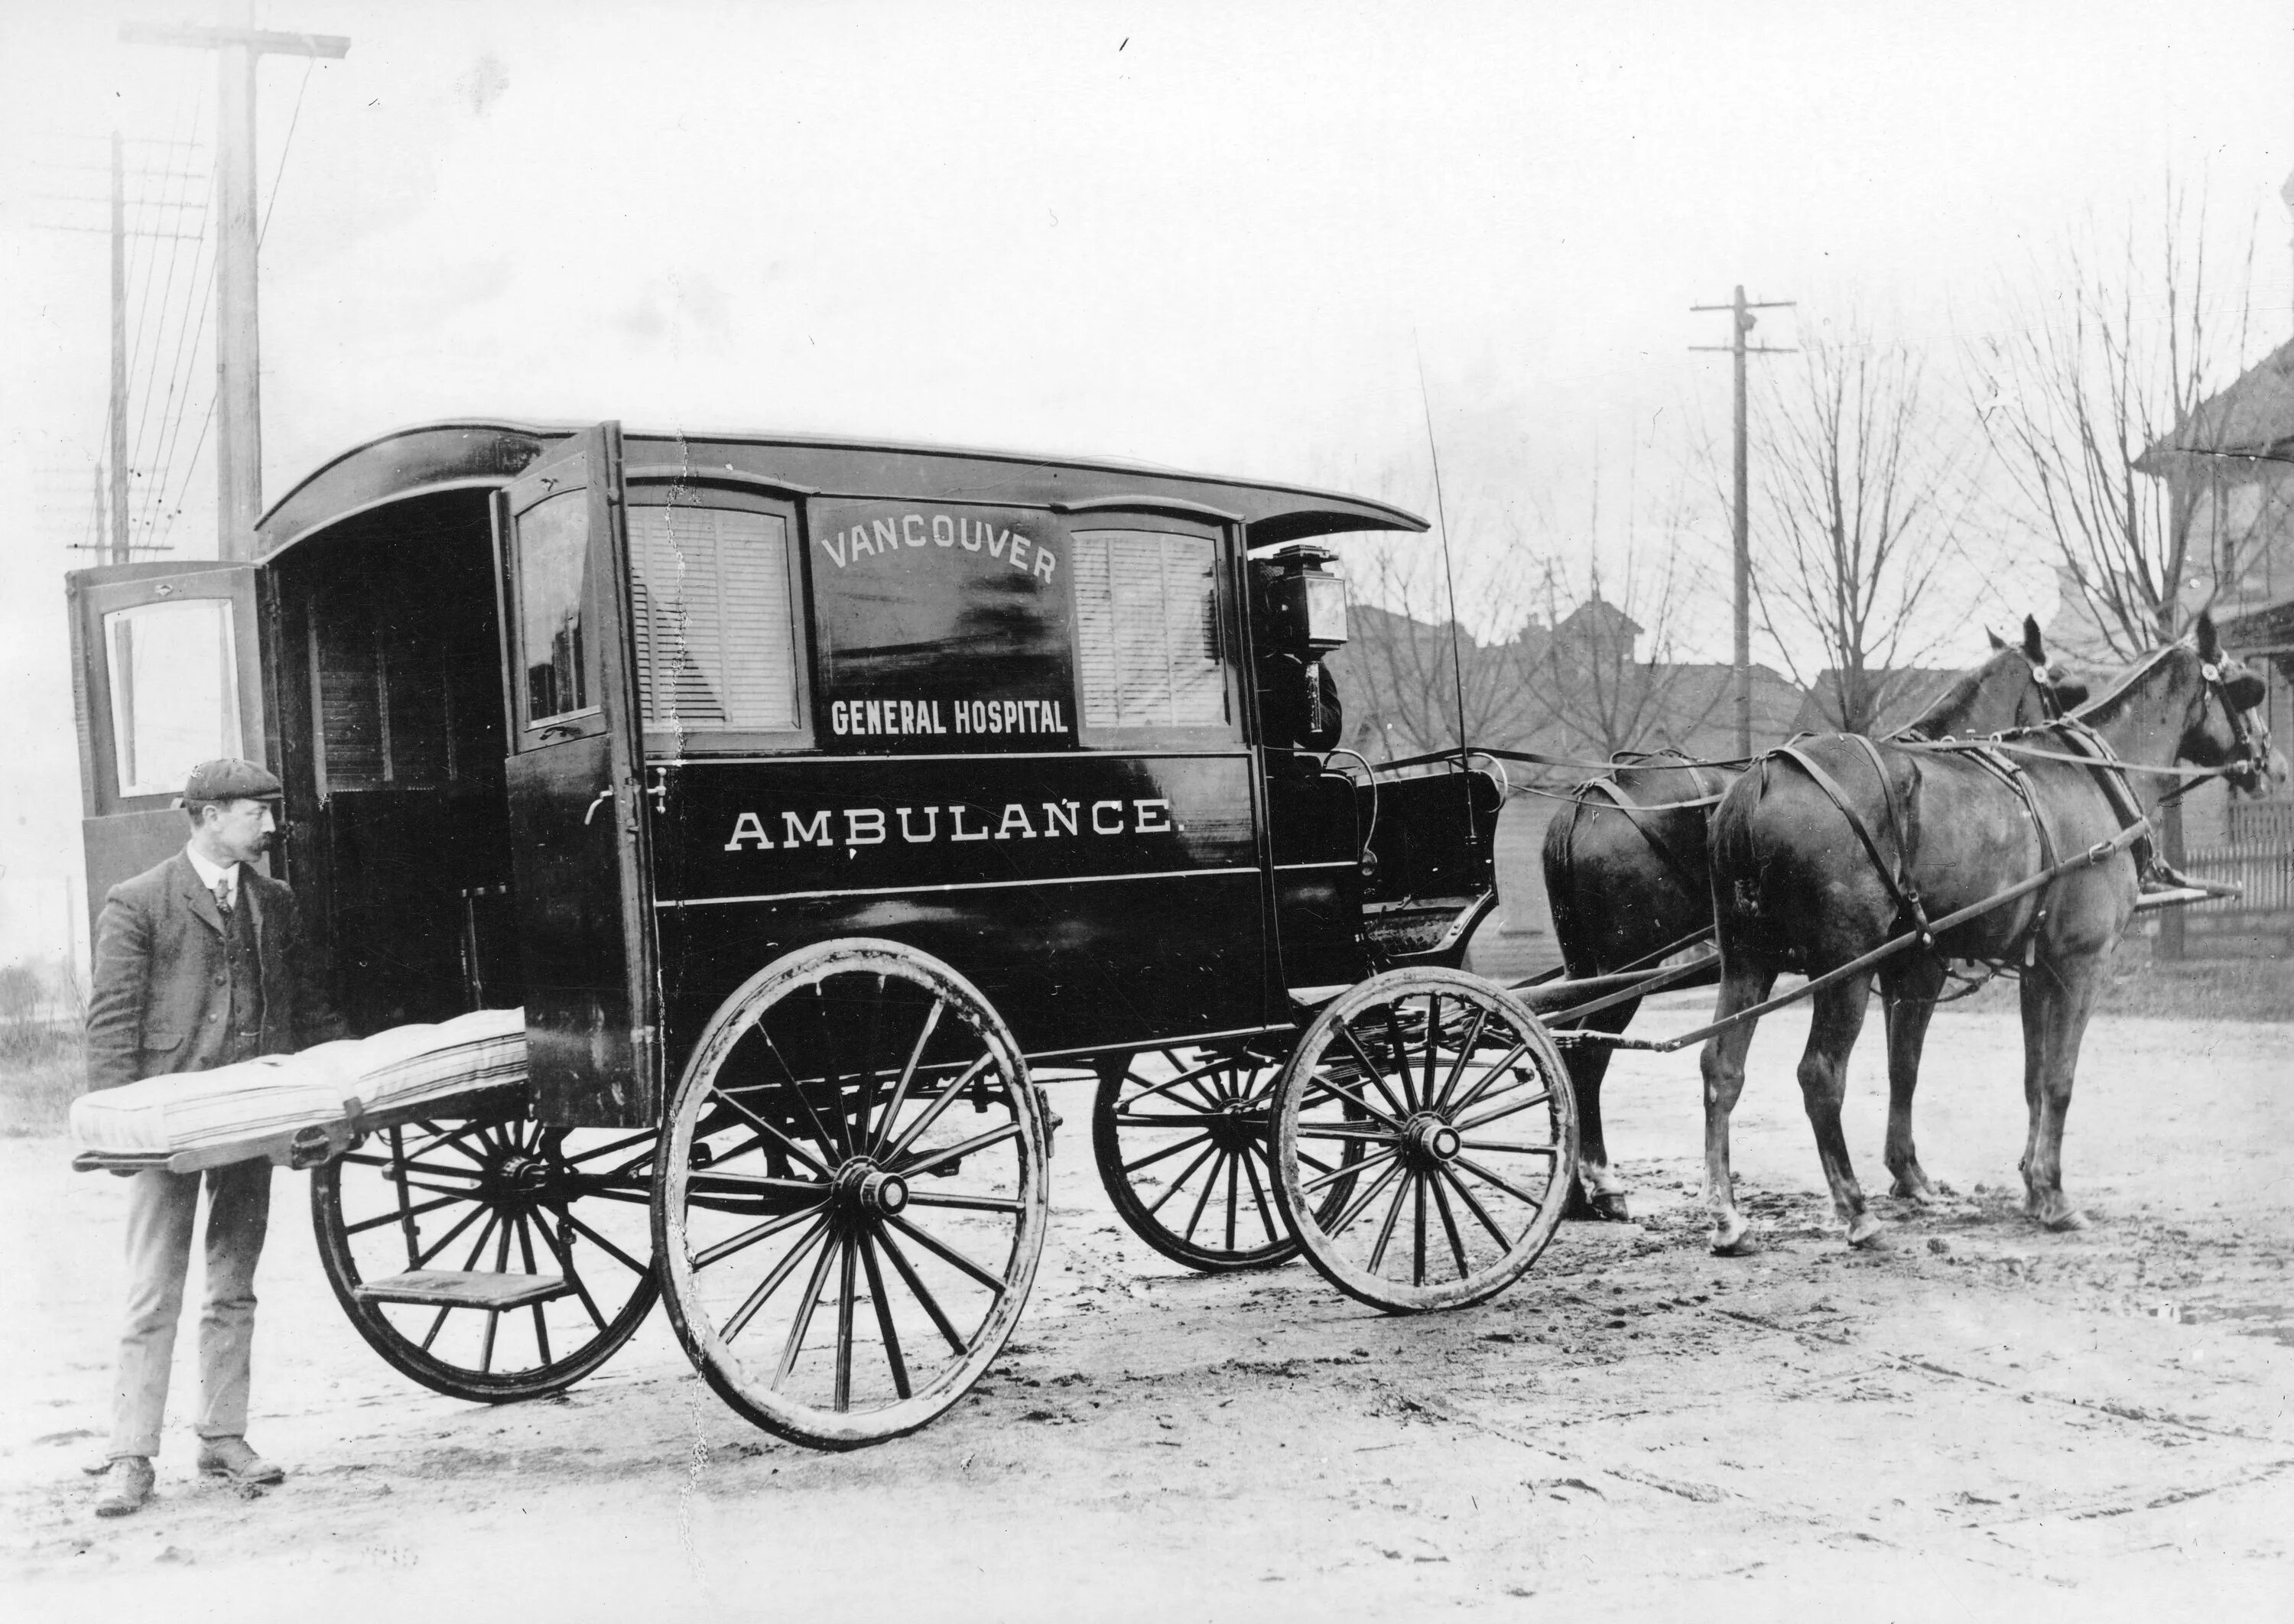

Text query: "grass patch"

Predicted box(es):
[0, 1027, 83, 1136]
[1935, 935, 2294, 1023]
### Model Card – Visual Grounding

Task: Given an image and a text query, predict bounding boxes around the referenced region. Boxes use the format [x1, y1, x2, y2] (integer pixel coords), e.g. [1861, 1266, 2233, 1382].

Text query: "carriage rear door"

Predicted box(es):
[67, 560, 266, 939]
[497, 423, 661, 1127]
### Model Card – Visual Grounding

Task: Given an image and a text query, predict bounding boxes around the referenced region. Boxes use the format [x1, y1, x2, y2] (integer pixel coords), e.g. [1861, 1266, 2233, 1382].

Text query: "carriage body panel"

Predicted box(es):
[68, 420, 1458, 1129]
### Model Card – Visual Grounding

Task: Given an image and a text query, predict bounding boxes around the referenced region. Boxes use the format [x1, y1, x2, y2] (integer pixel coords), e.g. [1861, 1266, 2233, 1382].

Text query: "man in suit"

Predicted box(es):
[86, 759, 342, 1518]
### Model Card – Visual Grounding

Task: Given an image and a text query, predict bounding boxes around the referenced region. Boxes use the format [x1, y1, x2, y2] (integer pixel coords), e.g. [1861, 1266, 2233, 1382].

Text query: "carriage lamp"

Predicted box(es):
[1253, 544, 1350, 656]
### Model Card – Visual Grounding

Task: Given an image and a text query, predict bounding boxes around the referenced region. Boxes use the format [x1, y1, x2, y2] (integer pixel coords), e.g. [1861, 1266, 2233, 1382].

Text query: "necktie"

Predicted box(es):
[214, 879, 233, 916]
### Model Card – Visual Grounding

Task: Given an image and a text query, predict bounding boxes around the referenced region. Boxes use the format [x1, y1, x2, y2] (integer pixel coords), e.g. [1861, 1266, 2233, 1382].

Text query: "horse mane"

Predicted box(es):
[2067, 643, 2188, 729]
[1900, 660, 1997, 738]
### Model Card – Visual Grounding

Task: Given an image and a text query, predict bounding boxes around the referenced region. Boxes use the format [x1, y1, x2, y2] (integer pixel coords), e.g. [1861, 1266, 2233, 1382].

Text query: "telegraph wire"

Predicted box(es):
[122, 75, 202, 525]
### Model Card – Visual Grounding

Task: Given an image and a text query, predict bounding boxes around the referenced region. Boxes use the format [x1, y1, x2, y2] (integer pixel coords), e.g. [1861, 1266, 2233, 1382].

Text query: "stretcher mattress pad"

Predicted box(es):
[71, 1007, 526, 1160]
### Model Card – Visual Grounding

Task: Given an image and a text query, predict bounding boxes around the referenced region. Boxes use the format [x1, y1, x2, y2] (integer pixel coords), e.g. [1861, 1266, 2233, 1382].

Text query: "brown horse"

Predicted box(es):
[1697, 615, 2276, 1252]
[1541, 619, 2085, 1220]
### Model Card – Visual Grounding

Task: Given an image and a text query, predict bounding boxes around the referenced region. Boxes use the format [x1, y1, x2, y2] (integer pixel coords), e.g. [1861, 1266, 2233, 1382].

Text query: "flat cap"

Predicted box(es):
[180, 758, 284, 804]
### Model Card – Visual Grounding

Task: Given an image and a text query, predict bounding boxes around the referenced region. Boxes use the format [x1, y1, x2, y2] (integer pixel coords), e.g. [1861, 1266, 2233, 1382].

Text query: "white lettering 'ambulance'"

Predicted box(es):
[723, 800, 1174, 851]
[816, 511, 1058, 583]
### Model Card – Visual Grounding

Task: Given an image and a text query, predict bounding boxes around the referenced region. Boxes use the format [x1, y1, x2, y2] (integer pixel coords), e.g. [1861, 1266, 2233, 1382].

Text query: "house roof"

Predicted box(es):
[2136, 337, 2294, 473]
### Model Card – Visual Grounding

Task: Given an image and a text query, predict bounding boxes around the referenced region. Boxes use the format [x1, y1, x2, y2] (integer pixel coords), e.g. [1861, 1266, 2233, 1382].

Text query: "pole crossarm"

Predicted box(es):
[119, 24, 349, 58]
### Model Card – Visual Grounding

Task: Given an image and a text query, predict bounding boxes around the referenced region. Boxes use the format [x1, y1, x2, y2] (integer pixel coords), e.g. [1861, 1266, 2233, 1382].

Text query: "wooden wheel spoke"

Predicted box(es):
[1442, 1041, 1532, 1119]
[1418, 994, 1444, 1112]
[859, 1235, 911, 1401]
[1236, 1145, 1282, 1246]
[1143, 1140, 1223, 1218]
[1452, 1154, 1551, 1210]
[867, 998, 944, 1157]
[1428, 1169, 1471, 1280]
[1453, 1090, 1552, 1135]
[692, 1201, 832, 1269]
[1366, 1171, 1411, 1272]
[1412, 1175, 1428, 1287]
[833, 1236, 860, 1411]
[895, 1119, 1019, 1179]
[685, 1169, 837, 1197]
[1303, 1068, 1408, 1135]
[1122, 1130, 1214, 1176]
[721, 1218, 828, 1344]
[847, 973, 889, 1164]
[1223, 1150, 1242, 1252]
[534, 1209, 609, 1331]
[1295, 1122, 1395, 1142]
[703, 1091, 834, 1181]
[884, 1213, 1009, 1297]
[344, 1192, 463, 1236]
[1113, 1110, 1230, 1127]
[413, 1200, 493, 1270]
[1461, 1138, 1558, 1156]
[874, 1226, 969, 1355]
[1323, 1156, 1406, 1239]
[1435, 1164, 1516, 1250]
[769, 1226, 842, 1389]
[1340, 1023, 1404, 1124]
[1180, 1151, 1227, 1243]
[882, 1054, 996, 1164]
[1431, 1005, 1492, 1112]
[554, 1205, 650, 1278]
[1300, 1143, 1399, 1196]
[756, 1025, 852, 1164]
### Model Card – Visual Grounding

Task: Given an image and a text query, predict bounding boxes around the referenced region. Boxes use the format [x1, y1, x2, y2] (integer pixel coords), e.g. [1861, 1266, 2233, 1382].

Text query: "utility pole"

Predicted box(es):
[109, 129, 129, 563]
[122, 18, 349, 560]
[1692, 285, 1794, 755]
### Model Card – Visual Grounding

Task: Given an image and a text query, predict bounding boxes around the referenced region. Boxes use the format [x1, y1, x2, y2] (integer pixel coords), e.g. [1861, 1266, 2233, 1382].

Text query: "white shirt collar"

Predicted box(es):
[185, 845, 240, 903]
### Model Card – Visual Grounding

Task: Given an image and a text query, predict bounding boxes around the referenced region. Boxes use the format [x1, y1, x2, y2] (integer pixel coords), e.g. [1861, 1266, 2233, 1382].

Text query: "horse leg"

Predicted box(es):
[1561, 996, 1637, 1222]
[1878, 956, 1945, 1202]
[1699, 957, 1776, 1256]
[2018, 955, 2104, 1231]
[1797, 974, 1883, 1246]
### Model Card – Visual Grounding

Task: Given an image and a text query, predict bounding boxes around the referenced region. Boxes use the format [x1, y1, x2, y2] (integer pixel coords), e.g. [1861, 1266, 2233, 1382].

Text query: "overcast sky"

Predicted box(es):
[2, 0, 2289, 961]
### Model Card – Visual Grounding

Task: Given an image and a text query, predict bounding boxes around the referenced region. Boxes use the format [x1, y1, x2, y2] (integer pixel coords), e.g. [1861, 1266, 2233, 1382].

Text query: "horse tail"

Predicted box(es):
[1540, 790, 1593, 975]
[1709, 758, 1774, 936]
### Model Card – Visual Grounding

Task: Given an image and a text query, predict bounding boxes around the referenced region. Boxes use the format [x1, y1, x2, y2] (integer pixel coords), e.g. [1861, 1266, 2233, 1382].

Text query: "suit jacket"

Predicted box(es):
[85, 851, 346, 1093]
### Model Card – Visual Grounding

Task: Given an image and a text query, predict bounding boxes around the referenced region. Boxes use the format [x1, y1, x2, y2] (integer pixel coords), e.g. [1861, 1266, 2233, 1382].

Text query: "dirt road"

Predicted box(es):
[6, 997, 2290, 1622]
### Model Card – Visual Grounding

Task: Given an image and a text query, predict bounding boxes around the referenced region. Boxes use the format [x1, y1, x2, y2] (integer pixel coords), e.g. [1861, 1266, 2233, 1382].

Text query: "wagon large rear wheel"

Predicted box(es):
[312, 1109, 660, 1402]
[654, 939, 1049, 1449]
[1272, 969, 1577, 1314]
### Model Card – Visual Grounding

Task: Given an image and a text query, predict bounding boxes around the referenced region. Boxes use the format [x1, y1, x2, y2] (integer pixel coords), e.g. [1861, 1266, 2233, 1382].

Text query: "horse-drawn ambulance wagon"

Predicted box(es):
[66, 421, 1581, 1447]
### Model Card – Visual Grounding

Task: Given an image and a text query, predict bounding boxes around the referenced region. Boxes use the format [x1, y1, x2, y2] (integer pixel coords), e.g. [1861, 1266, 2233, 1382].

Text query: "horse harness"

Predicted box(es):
[1566, 753, 1725, 899]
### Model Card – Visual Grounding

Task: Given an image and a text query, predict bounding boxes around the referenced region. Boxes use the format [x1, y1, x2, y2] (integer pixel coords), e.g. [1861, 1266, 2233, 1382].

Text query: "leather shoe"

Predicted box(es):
[94, 1456, 154, 1517]
[196, 1436, 284, 1486]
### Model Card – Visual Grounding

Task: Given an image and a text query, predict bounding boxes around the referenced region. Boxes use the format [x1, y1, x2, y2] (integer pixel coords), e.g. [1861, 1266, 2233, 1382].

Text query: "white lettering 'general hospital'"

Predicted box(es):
[815, 511, 1059, 583]
[722, 799, 1174, 851]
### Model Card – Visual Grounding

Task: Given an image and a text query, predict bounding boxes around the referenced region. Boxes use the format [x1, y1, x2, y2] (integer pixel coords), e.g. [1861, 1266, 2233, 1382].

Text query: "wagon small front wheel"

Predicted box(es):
[1091, 1044, 1301, 1272]
[654, 939, 1049, 1449]
[1272, 969, 1577, 1314]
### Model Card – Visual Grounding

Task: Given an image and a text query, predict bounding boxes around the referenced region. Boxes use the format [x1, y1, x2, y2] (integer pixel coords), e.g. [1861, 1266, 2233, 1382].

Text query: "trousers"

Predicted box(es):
[108, 1158, 272, 1460]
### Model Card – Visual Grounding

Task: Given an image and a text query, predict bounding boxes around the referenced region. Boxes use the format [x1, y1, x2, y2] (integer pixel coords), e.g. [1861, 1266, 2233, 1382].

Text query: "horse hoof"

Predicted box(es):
[1587, 1192, 1633, 1223]
[2042, 1208, 2090, 1233]
[1889, 1177, 1938, 1206]
[1710, 1226, 1760, 1258]
[1847, 1220, 1890, 1250]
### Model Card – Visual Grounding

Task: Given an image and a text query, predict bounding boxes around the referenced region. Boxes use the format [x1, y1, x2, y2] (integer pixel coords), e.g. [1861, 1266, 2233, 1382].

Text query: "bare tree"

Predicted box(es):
[1970, 183, 2274, 658]
[1324, 535, 1544, 759]
[1506, 467, 1728, 762]
[1746, 321, 1971, 734]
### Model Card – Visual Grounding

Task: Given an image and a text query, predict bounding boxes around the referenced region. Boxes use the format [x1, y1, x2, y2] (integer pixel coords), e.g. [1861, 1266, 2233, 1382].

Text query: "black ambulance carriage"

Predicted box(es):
[67, 421, 1577, 1447]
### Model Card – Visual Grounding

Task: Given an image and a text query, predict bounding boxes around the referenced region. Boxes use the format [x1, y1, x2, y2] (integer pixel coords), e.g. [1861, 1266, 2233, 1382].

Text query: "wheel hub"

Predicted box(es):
[1402, 1114, 1461, 1169]
[1204, 1098, 1267, 1152]
[833, 1160, 908, 1218]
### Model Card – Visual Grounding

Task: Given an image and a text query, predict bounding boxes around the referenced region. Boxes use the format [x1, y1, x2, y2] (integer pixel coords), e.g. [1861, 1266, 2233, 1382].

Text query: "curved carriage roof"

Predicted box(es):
[254, 420, 1428, 560]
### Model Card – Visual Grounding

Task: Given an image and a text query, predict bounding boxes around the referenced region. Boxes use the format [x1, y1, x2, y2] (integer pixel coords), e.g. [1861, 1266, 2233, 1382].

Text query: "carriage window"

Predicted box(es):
[103, 598, 244, 797]
[629, 504, 798, 733]
[1071, 528, 1225, 729]
[514, 491, 591, 727]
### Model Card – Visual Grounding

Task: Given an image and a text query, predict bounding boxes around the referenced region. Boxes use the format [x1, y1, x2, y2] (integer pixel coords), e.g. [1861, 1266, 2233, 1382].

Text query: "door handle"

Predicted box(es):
[583, 788, 615, 825]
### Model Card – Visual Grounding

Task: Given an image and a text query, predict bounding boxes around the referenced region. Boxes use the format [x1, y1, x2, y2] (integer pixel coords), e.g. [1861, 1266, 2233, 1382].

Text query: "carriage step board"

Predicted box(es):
[353, 1270, 570, 1310]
